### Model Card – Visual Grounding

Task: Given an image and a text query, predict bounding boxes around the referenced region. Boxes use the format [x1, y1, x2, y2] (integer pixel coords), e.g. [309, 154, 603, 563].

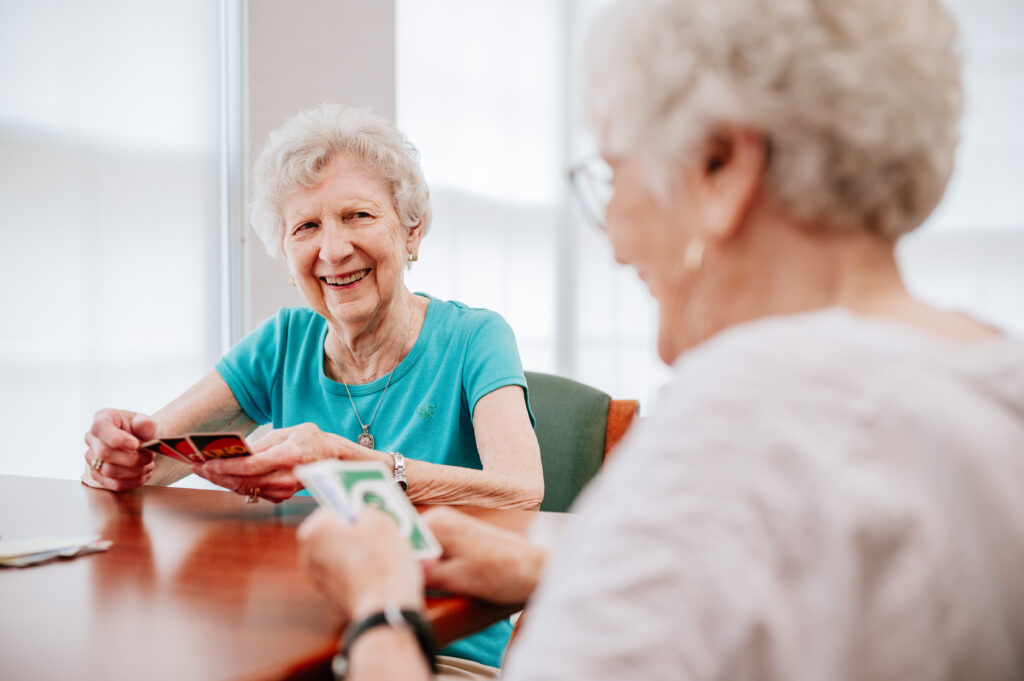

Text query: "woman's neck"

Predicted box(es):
[325, 290, 421, 384]
[671, 214, 996, 357]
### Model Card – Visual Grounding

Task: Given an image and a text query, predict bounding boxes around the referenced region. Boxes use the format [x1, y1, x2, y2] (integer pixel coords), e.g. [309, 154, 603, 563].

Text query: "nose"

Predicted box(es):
[319, 221, 354, 264]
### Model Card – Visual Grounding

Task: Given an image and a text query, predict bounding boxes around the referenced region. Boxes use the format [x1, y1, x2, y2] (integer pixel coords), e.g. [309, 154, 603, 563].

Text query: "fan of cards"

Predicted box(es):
[139, 433, 253, 464]
[295, 460, 442, 559]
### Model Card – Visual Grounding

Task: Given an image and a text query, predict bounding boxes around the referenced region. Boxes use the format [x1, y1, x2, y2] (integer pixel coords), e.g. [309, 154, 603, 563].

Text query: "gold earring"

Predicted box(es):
[289, 274, 296, 286]
[683, 237, 706, 272]
[407, 250, 418, 263]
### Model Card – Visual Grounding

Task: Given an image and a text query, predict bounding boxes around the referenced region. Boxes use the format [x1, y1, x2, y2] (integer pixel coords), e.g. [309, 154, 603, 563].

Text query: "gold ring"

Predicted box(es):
[245, 488, 260, 504]
[91, 457, 104, 472]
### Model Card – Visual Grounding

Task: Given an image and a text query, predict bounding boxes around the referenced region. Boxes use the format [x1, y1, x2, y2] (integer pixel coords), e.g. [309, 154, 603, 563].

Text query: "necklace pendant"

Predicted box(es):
[357, 431, 375, 449]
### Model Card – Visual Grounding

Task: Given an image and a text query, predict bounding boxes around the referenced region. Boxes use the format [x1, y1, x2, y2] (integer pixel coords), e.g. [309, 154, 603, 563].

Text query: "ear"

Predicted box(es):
[405, 217, 425, 255]
[694, 127, 767, 242]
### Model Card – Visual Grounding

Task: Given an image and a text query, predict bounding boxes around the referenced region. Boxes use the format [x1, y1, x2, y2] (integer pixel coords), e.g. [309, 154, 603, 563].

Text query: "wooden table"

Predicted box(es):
[0, 475, 551, 681]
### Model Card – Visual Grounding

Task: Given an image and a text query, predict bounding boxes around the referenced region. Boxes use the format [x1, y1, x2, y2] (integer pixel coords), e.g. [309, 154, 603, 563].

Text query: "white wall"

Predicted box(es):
[245, 0, 396, 332]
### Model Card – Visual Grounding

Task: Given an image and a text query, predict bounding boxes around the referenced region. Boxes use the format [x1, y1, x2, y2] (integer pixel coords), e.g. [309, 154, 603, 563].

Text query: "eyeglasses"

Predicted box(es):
[568, 157, 613, 231]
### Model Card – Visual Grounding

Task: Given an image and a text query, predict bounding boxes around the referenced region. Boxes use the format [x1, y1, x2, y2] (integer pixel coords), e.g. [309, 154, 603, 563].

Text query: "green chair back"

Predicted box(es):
[525, 371, 610, 512]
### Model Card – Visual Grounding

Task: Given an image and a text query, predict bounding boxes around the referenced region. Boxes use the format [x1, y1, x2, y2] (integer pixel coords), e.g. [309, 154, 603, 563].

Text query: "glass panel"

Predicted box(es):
[901, 0, 1024, 335]
[0, 0, 221, 478]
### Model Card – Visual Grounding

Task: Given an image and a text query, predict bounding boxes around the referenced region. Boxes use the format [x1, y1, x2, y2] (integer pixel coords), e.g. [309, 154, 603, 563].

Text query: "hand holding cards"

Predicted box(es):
[295, 460, 442, 559]
[139, 432, 253, 464]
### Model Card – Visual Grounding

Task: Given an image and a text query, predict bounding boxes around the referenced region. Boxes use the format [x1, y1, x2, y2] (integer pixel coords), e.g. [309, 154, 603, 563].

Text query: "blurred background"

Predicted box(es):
[1, 0, 1021, 480]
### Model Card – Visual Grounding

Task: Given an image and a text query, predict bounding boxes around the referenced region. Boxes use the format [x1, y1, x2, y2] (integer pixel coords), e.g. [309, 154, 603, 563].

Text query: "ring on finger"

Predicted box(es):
[245, 487, 260, 504]
[91, 457, 104, 473]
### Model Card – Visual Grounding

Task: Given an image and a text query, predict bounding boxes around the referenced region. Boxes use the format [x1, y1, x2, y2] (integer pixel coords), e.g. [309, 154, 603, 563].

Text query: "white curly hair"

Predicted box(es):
[250, 102, 432, 259]
[582, 0, 963, 239]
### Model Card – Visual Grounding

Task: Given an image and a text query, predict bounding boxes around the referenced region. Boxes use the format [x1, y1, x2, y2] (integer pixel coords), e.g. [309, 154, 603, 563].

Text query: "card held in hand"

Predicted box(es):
[161, 436, 205, 463]
[140, 433, 250, 463]
[139, 439, 188, 463]
[295, 460, 442, 559]
[188, 433, 252, 461]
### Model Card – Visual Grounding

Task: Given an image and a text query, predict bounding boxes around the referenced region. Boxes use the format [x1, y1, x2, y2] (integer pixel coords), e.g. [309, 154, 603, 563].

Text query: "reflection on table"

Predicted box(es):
[0, 474, 562, 681]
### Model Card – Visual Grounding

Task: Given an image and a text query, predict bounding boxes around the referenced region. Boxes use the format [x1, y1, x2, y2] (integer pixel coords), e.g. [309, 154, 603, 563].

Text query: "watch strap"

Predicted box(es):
[332, 602, 436, 679]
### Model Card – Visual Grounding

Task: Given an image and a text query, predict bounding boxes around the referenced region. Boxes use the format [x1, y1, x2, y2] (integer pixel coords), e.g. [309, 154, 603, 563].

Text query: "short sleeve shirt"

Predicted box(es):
[215, 294, 533, 668]
[216, 294, 534, 466]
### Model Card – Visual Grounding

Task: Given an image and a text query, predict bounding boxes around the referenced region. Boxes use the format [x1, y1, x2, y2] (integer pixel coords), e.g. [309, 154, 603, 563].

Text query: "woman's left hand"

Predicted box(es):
[193, 423, 372, 502]
[298, 506, 424, 624]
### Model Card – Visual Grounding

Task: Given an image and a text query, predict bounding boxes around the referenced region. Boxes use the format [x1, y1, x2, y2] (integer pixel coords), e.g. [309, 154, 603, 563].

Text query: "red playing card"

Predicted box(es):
[160, 437, 205, 463]
[187, 433, 252, 460]
[139, 439, 188, 464]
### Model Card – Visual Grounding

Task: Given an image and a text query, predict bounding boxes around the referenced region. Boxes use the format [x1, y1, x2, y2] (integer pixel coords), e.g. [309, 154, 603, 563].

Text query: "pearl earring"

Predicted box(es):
[682, 237, 706, 272]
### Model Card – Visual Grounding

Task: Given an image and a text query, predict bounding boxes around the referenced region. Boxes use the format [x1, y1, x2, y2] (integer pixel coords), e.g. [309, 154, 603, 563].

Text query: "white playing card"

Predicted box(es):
[295, 460, 441, 559]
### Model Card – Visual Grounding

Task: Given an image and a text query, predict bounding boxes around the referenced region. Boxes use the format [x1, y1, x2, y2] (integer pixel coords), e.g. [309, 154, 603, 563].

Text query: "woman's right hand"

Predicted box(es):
[82, 408, 158, 491]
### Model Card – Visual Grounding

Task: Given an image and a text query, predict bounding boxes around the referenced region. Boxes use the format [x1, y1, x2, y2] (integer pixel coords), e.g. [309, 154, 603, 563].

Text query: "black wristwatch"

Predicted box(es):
[332, 602, 437, 679]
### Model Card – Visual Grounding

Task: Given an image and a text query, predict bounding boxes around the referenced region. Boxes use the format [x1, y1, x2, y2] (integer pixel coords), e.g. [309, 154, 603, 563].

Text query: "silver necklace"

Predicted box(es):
[331, 302, 415, 450]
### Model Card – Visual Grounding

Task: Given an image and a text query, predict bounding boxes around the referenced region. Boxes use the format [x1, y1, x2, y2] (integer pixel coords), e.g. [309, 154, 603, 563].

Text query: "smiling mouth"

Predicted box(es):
[321, 269, 370, 287]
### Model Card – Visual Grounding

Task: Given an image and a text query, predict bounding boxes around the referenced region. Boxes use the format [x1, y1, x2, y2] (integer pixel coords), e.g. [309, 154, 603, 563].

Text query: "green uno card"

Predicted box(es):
[295, 460, 442, 559]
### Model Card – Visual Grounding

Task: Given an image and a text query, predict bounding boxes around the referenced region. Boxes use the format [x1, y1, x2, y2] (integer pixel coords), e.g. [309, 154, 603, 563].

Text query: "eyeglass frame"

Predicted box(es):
[567, 157, 613, 232]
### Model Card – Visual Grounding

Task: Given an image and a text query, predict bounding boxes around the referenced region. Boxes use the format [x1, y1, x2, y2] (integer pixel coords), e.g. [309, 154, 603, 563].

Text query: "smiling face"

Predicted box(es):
[280, 153, 421, 334]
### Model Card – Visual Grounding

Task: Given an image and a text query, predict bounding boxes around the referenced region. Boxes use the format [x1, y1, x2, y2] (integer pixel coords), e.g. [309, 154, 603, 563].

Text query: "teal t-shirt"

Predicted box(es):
[215, 294, 533, 669]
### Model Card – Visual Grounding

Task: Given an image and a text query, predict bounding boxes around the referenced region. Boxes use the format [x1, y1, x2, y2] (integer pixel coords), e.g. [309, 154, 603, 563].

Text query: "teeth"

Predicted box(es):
[323, 269, 369, 286]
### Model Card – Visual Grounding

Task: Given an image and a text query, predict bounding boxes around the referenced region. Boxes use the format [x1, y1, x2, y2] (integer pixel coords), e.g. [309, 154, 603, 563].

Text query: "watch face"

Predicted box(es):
[332, 653, 350, 680]
[390, 453, 407, 490]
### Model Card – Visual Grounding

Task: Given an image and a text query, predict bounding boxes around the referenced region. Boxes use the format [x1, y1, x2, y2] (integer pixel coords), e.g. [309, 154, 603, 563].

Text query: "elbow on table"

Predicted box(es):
[510, 476, 544, 511]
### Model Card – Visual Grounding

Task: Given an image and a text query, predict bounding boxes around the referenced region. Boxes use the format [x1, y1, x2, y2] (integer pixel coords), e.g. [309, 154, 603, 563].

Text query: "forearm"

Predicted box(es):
[146, 371, 257, 486]
[145, 456, 195, 486]
[402, 460, 544, 509]
[345, 624, 432, 681]
[320, 433, 543, 509]
[151, 395, 257, 439]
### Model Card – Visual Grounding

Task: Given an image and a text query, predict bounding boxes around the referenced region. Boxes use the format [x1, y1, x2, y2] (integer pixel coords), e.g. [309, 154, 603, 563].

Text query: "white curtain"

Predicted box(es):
[0, 0, 222, 478]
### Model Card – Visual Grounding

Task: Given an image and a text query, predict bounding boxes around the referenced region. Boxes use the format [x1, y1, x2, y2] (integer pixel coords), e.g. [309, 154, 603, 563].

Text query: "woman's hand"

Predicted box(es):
[194, 422, 374, 502]
[82, 409, 158, 491]
[421, 507, 545, 605]
[298, 506, 425, 624]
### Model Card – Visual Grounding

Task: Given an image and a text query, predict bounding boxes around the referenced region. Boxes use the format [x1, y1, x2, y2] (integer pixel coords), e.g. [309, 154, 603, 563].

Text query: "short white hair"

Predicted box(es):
[582, 0, 963, 239]
[250, 103, 432, 258]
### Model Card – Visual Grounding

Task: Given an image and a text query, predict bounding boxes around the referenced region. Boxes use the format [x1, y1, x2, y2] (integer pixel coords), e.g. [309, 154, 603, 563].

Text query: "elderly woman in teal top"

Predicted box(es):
[81, 103, 544, 675]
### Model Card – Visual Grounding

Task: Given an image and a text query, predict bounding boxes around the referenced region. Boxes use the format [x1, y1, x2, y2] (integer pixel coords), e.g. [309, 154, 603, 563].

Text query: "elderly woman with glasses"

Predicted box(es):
[295, 0, 1024, 679]
[81, 103, 544, 675]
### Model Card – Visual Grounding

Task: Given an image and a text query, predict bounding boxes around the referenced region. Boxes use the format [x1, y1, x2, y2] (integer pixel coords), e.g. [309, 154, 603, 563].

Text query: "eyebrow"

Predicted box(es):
[284, 196, 386, 224]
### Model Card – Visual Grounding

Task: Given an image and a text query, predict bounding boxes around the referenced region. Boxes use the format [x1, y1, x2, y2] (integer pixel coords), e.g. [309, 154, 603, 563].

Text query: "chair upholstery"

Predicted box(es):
[524, 371, 638, 512]
[507, 372, 639, 649]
